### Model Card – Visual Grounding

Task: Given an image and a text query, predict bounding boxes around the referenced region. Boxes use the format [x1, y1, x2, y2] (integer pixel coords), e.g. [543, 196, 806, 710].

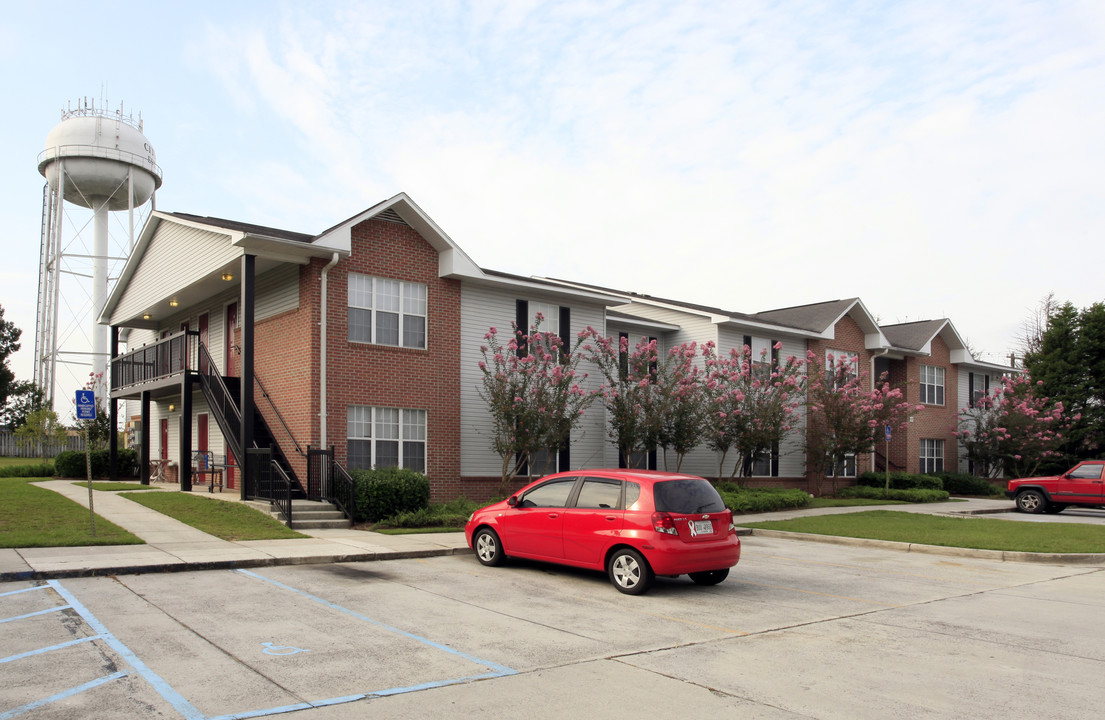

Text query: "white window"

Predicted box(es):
[920, 439, 944, 474]
[826, 453, 857, 477]
[826, 349, 858, 387]
[348, 273, 427, 349]
[920, 365, 945, 405]
[347, 406, 426, 472]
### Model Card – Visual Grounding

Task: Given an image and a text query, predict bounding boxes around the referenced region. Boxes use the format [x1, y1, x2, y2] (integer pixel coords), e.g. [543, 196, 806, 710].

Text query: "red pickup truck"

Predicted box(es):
[1006, 461, 1105, 514]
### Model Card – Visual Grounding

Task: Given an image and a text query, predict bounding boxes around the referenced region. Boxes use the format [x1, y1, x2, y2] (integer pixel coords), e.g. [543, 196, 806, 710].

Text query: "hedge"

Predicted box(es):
[0, 462, 55, 477]
[716, 484, 812, 514]
[857, 471, 943, 491]
[934, 472, 1005, 496]
[836, 485, 950, 503]
[54, 449, 139, 479]
[351, 466, 431, 523]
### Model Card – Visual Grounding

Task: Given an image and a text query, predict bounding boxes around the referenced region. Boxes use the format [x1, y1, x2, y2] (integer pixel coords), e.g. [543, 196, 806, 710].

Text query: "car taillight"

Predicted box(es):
[652, 512, 678, 535]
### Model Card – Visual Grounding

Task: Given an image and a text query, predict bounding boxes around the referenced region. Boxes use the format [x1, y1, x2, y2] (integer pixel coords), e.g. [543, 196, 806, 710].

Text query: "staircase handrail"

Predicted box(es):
[254, 373, 305, 457]
[330, 461, 356, 521]
[270, 460, 294, 528]
[195, 342, 243, 460]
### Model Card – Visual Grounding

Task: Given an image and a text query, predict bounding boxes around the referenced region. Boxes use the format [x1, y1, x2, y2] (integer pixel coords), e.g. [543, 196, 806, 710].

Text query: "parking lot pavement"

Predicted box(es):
[3, 535, 1103, 719]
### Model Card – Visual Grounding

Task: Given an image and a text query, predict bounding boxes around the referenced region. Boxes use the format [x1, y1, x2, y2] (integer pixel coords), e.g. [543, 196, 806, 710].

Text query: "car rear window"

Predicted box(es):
[653, 478, 726, 514]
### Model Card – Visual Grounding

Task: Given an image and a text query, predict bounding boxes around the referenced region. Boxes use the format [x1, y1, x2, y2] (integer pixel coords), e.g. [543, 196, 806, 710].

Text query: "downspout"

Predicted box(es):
[319, 253, 341, 449]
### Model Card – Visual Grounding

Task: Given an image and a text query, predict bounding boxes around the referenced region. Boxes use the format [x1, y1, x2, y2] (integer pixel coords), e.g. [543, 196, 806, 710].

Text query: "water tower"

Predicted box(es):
[35, 98, 162, 409]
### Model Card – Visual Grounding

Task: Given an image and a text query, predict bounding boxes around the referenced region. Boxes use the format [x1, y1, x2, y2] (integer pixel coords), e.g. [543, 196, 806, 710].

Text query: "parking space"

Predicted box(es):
[2, 535, 1103, 719]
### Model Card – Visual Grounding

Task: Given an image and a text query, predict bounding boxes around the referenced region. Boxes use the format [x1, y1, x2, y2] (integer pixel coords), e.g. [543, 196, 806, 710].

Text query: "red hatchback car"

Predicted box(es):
[464, 469, 741, 595]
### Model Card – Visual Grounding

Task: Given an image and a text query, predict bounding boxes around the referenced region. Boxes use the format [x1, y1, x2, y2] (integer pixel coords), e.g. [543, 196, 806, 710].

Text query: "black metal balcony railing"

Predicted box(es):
[111, 330, 198, 391]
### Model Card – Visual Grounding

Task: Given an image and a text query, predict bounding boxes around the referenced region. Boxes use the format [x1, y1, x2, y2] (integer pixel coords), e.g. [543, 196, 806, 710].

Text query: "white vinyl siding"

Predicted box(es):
[112, 223, 241, 324]
[459, 284, 607, 478]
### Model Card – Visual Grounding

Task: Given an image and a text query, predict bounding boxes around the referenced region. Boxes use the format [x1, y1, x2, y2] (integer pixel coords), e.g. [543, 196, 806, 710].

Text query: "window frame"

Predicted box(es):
[347, 273, 428, 349]
[920, 438, 944, 474]
[920, 365, 945, 406]
[346, 405, 427, 472]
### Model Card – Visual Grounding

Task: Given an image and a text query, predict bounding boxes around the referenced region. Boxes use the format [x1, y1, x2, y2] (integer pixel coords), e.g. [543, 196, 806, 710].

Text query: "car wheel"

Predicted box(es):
[607, 548, 654, 595]
[473, 528, 505, 566]
[689, 568, 730, 586]
[1015, 489, 1048, 514]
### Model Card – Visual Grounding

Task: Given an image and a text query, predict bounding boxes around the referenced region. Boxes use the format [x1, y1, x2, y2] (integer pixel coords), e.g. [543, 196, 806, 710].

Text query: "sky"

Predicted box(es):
[3, 0, 1104, 400]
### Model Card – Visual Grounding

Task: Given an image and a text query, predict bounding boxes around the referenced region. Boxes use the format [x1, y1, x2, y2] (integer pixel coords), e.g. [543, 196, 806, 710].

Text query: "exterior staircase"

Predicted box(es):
[245, 499, 351, 530]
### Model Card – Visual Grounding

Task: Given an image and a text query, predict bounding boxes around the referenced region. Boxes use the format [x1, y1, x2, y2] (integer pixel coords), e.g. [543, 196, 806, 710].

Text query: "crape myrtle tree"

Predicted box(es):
[953, 373, 1073, 479]
[478, 314, 596, 494]
[655, 341, 709, 471]
[582, 332, 664, 469]
[702, 341, 805, 482]
[805, 351, 919, 495]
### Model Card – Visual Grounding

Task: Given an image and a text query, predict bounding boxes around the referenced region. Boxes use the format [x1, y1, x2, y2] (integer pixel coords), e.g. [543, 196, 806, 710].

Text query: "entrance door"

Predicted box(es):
[159, 418, 169, 460]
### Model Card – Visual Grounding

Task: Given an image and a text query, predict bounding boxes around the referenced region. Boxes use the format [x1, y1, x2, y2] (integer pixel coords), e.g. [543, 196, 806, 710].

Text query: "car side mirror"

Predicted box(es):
[508, 496, 518, 507]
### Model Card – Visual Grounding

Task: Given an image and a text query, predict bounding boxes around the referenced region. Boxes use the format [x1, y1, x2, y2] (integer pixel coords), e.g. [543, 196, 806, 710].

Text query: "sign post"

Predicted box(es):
[884, 425, 892, 497]
[76, 390, 97, 536]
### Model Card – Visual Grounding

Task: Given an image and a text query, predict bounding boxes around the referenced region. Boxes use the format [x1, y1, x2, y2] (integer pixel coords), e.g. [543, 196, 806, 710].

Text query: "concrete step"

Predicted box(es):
[243, 499, 351, 530]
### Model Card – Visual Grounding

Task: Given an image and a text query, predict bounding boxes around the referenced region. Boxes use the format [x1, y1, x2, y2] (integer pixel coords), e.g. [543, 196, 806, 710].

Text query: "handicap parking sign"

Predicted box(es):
[75, 390, 96, 420]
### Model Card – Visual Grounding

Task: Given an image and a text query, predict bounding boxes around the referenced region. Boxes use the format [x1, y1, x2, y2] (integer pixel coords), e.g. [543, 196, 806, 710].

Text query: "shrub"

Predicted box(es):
[935, 472, 1004, 496]
[351, 466, 431, 523]
[717, 485, 811, 514]
[857, 471, 943, 491]
[0, 462, 55, 477]
[54, 448, 140, 479]
[836, 485, 949, 503]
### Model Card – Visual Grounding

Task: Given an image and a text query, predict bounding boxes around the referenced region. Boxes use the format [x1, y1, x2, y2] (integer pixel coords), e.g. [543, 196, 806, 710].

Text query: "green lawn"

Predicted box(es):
[121, 492, 307, 541]
[742, 510, 1105, 554]
[0, 476, 143, 548]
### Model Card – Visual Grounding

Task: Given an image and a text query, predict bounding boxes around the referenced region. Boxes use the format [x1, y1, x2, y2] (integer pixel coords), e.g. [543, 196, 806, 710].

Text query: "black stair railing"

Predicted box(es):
[195, 342, 242, 461]
[246, 446, 293, 527]
[255, 373, 304, 459]
[307, 445, 356, 521]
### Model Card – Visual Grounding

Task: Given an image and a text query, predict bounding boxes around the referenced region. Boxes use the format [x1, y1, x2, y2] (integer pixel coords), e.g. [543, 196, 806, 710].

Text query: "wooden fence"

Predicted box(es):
[0, 430, 86, 459]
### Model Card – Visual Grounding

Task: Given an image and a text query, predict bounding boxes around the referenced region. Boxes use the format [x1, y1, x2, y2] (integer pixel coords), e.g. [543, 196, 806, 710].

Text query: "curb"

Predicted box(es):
[741, 528, 1105, 565]
[0, 546, 469, 582]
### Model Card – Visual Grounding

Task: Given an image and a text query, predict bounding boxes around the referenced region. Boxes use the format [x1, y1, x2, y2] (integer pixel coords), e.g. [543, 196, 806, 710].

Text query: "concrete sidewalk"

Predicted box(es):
[1, 481, 470, 581]
[3, 483, 1103, 581]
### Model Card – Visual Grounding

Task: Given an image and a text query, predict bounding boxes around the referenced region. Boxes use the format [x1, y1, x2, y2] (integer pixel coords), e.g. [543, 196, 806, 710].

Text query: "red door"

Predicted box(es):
[198, 413, 208, 454]
[160, 418, 169, 460]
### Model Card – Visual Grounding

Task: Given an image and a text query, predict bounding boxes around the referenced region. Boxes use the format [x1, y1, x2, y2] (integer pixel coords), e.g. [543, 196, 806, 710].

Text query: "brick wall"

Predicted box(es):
[322, 218, 463, 502]
[805, 314, 873, 489]
[902, 335, 958, 474]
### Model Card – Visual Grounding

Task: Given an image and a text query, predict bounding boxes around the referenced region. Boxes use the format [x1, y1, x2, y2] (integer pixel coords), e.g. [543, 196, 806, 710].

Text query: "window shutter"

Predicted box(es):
[968, 373, 975, 407]
[743, 335, 752, 352]
[515, 300, 528, 357]
[558, 440, 570, 474]
[618, 331, 629, 380]
[771, 441, 780, 477]
[771, 339, 779, 368]
[559, 306, 571, 357]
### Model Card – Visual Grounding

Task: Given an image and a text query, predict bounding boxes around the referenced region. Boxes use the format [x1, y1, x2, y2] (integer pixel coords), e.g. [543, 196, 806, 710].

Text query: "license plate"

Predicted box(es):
[690, 520, 713, 536]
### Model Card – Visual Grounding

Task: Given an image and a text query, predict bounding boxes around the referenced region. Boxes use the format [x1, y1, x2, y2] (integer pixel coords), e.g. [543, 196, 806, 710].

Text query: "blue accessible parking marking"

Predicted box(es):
[1, 573, 516, 719]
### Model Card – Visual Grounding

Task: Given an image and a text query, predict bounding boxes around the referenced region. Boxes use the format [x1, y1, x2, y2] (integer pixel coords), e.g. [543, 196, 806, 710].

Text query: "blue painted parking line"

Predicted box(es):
[2, 575, 517, 719]
[236, 569, 517, 678]
[47, 580, 207, 720]
[0, 605, 70, 625]
[0, 671, 131, 720]
[1, 635, 98, 665]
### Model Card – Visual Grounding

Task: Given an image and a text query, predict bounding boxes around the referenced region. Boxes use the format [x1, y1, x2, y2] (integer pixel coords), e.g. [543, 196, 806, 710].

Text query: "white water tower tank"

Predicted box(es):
[35, 98, 163, 408]
[38, 103, 161, 210]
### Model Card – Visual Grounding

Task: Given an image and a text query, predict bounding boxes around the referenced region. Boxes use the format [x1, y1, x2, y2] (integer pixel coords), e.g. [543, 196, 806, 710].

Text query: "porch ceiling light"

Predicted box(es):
[168, 404, 175, 412]
[221, 273, 234, 281]
[142, 313, 151, 320]
[169, 300, 179, 307]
